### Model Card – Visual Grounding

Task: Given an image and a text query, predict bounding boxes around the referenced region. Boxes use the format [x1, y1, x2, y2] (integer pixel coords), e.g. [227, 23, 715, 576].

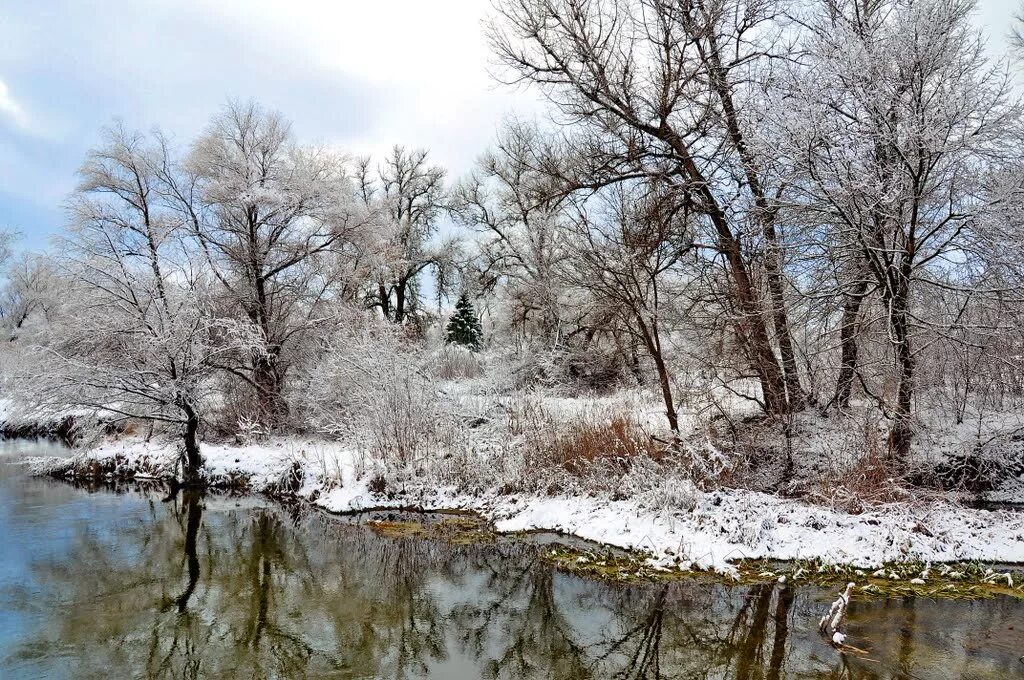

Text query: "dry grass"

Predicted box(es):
[537, 415, 664, 475]
[811, 426, 913, 513]
[507, 399, 665, 487]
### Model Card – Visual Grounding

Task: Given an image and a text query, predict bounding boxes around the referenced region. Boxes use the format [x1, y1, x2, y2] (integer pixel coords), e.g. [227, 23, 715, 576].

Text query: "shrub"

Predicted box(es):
[528, 414, 663, 476]
[435, 345, 485, 380]
[297, 320, 463, 470]
[507, 344, 629, 395]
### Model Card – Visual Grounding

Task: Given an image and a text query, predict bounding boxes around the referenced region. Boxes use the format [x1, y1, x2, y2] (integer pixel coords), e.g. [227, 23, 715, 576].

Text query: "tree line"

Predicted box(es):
[3, 0, 1024, 482]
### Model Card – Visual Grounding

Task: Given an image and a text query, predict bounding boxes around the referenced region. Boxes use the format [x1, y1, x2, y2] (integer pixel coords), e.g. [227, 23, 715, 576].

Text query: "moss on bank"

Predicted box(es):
[43, 454, 261, 492]
[366, 514, 495, 544]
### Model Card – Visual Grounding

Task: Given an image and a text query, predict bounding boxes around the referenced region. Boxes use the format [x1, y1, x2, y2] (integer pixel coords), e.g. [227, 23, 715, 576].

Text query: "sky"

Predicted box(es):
[0, 0, 1019, 251]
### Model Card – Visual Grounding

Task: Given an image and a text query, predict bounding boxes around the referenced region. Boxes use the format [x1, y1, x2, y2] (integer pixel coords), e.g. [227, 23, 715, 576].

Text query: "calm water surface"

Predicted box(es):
[1, 440, 1022, 679]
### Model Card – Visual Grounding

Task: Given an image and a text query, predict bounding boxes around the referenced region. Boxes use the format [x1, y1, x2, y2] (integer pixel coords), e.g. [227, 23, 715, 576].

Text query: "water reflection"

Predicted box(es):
[1, 453, 1022, 679]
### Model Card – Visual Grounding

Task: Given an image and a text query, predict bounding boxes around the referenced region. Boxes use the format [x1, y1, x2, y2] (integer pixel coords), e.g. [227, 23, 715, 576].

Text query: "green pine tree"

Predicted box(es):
[446, 293, 483, 350]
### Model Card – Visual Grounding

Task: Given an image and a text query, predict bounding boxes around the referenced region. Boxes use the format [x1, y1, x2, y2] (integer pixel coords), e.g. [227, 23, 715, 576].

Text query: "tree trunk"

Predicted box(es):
[764, 243, 805, 410]
[253, 351, 289, 426]
[637, 315, 680, 434]
[394, 282, 407, 324]
[180, 401, 204, 485]
[630, 335, 644, 385]
[834, 278, 868, 409]
[634, 108, 790, 416]
[248, 265, 289, 425]
[378, 283, 392, 321]
[887, 296, 914, 465]
[725, 249, 790, 415]
[697, 22, 804, 412]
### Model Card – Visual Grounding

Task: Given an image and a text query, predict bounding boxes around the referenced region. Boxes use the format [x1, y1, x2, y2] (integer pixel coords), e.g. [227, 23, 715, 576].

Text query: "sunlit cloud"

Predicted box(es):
[0, 79, 32, 132]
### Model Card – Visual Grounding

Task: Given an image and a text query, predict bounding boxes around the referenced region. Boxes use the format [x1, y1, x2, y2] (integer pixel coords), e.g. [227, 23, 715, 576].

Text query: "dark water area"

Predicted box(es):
[1, 441, 1023, 679]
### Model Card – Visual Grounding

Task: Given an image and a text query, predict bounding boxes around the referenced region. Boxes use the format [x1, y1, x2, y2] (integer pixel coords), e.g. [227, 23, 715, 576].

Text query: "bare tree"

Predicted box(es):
[357, 146, 451, 324]
[451, 123, 575, 345]
[488, 0, 806, 414]
[779, 0, 1023, 462]
[564, 181, 693, 433]
[1012, 2, 1024, 58]
[32, 126, 245, 481]
[0, 252, 60, 339]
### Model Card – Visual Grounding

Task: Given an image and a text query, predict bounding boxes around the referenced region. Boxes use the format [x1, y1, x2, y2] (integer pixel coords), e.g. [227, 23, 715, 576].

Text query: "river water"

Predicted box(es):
[1, 440, 1022, 679]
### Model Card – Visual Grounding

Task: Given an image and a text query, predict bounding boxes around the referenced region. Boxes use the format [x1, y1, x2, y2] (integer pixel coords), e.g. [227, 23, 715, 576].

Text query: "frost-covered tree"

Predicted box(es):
[446, 293, 483, 350]
[296, 311, 455, 466]
[175, 101, 363, 427]
[488, 0, 806, 414]
[357, 146, 454, 324]
[451, 123, 574, 345]
[777, 0, 1024, 462]
[0, 253, 60, 339]
[31, 126, 248, 481]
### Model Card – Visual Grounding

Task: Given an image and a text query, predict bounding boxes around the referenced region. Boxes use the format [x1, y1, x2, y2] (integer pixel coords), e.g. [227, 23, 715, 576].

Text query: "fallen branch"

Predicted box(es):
[819, 582, 855, 646]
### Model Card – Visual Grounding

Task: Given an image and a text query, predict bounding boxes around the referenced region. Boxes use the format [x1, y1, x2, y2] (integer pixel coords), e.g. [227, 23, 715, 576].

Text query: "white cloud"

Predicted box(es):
[163, 0, 544, 173]
[0, 79, 31, 131]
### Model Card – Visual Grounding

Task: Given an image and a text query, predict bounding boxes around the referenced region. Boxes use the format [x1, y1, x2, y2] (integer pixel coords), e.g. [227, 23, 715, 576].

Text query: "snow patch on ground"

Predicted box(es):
[36, 436, 1024, 574]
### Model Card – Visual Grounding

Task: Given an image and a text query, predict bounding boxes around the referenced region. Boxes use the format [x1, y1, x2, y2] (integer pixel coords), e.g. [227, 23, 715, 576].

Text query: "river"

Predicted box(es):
[1, 440, 1022, 679]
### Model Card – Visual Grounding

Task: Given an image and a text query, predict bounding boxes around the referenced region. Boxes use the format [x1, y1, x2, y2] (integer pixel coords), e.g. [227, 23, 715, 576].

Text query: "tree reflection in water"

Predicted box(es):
[6, 486, 1024, 679]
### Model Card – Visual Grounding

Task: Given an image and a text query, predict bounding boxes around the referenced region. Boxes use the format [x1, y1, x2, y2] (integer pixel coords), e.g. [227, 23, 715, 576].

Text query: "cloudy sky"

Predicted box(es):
[0, 0, 1017, 249]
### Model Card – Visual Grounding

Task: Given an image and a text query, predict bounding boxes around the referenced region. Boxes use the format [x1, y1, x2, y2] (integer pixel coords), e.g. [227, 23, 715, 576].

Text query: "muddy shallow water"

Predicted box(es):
[1, 440, 1022, 679]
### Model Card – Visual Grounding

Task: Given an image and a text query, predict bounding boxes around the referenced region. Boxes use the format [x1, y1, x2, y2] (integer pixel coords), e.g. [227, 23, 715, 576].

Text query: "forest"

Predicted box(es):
[2, 0, 1024, 571]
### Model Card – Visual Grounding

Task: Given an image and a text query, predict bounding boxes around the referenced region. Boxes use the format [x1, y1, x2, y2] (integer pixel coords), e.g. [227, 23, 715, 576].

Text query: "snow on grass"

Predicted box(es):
[33, 434, 1024, 574]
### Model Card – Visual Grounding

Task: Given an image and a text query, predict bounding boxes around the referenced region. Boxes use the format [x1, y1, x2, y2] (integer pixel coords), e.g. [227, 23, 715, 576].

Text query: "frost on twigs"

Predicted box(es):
[819, 582, 856, 647]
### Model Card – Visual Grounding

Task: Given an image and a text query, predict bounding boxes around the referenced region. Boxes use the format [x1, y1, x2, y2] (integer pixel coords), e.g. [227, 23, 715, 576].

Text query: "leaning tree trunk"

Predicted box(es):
[724, 243, 790, 415]
[639, 117, 791, 416]
[179, 400, 204, 485]
[699, 23, 804, 412]
[637, 315, 680, 434]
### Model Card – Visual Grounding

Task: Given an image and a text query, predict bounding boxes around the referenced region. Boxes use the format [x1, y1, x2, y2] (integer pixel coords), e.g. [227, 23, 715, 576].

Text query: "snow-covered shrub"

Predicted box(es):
[297, 317, 465, 469]
[434, 344, 485, 381]
[300, 443, 347, 491]
[234, 414, 271, 444]
[504, 343, 629, 395]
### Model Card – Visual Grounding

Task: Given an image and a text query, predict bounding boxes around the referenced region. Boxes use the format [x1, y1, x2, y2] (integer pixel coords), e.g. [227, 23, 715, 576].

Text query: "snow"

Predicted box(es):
[37, 435, 1024, 574]
[0, 397, 81, 431]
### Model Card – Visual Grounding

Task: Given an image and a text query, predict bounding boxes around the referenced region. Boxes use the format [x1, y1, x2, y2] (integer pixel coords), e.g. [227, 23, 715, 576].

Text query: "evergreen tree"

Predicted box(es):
[446, 293, 483, 350]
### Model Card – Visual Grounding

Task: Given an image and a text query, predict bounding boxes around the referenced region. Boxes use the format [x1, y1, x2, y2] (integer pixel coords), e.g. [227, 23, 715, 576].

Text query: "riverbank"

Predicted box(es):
[6, 442, 1022, 679]
[28, 435, 1024, 597]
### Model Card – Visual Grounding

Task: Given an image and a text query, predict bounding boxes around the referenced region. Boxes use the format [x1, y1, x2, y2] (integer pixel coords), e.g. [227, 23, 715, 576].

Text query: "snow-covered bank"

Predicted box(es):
[32, 436, 1024, 575]
[0, 398, 79, 441]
